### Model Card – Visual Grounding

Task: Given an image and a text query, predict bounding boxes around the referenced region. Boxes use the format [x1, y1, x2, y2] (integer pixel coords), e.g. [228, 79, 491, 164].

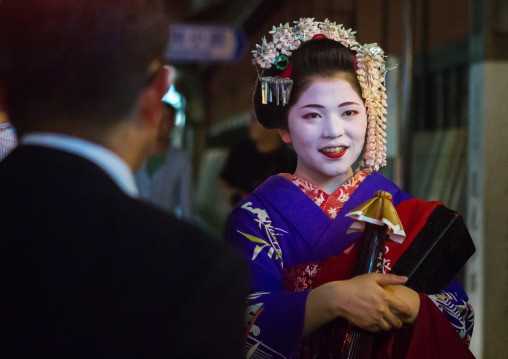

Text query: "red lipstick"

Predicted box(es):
[321, 148, 347, 159]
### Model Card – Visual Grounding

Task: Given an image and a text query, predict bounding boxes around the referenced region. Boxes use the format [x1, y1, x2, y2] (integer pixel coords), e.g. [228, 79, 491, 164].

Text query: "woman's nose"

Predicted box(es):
[322, 115, 345, 138]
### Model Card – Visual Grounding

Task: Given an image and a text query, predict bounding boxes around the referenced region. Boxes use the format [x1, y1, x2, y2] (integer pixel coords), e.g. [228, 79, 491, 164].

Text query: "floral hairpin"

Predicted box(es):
[252, 18, 390, 172]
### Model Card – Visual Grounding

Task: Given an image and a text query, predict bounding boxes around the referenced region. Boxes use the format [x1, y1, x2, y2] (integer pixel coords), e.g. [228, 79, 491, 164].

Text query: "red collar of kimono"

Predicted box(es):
[279, 171, 369, 219]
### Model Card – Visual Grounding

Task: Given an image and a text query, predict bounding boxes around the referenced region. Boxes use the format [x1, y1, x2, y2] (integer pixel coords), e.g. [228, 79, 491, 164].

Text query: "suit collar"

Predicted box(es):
[21, 133, 138, 197]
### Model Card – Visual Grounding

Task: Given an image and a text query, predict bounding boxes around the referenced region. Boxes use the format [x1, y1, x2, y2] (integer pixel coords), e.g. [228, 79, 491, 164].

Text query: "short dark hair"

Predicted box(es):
[253, 38, 362, 129]
[0, 0, 169, 135]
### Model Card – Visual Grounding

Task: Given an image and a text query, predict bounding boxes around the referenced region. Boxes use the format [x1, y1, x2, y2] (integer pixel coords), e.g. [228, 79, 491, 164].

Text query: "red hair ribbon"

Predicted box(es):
[282, 63, 293, 79]
[353, 56, 358, 71]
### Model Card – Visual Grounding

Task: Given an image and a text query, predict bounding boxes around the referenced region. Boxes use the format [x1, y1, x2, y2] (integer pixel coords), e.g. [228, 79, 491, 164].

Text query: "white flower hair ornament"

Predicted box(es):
[252, 18, 393, 173]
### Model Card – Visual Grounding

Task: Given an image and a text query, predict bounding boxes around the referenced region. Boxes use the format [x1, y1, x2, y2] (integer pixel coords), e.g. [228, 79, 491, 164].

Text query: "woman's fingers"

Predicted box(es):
[385, 285, 421, 324]
[374, 273, 408, 287]
[385, 290, 411, 318]
[377, 318, 395, 332]
[355, 316, 399, 332]
[383, 309, 403, 329]
[337, 274, 412, 332]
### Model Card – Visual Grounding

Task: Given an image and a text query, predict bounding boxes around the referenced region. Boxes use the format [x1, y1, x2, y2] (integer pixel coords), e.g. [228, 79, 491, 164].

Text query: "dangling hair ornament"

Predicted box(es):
[252, 18, 390, 172]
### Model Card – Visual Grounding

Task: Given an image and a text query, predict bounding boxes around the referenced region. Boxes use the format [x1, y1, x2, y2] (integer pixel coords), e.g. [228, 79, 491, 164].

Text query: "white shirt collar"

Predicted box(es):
[21, 133, 139, 197]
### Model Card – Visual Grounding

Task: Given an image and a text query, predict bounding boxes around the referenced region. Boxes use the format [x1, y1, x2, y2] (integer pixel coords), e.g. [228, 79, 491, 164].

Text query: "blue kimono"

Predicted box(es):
[227, 172, 474, 359]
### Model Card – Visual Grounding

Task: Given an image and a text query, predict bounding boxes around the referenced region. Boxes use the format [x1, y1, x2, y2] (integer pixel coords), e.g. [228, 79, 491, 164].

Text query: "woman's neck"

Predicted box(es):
[293, 167, 354, 195]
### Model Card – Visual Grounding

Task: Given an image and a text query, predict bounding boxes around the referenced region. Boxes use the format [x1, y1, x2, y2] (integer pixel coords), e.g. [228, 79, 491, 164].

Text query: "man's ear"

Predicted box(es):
[278, 128, 292, 144]
[139, 66, 170, 127]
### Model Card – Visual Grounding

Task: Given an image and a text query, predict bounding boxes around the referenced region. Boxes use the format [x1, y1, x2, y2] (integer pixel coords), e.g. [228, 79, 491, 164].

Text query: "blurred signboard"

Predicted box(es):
[166, 24, 247, 63]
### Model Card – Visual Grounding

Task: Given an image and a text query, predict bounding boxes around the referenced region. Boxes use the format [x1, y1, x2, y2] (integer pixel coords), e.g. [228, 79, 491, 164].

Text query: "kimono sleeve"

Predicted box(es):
[227, 200, 310, 359]
[427, 278, 474, 345]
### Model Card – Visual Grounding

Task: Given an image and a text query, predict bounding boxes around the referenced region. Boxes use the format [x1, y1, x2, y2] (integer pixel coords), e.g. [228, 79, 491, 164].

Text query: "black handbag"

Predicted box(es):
[390, 205, 476, 294]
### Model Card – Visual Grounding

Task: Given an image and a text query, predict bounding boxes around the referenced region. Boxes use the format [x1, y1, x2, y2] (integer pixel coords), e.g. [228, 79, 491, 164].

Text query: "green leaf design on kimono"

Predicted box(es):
[253, 245, 268, 260]
[239, 202, 285, 267]
[238, 231, 270, 260]
[240, 231, 268, 245]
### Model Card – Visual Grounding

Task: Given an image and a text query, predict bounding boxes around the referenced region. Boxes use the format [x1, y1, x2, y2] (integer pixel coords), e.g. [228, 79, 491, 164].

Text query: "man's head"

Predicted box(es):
[0, 0, 170, 136]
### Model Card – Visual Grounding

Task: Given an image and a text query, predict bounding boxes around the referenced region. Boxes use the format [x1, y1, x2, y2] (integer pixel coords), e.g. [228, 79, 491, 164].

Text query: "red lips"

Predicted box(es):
[320, 148, 347, 159]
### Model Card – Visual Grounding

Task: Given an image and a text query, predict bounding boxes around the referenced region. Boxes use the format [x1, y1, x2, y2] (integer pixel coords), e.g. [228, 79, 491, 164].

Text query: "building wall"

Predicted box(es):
[467, 61, 508, 358]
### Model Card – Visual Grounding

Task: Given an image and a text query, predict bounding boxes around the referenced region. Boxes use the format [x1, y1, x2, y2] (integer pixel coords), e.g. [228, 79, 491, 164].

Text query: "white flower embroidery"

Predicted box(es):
[305, 264, 319, 277]
[327, 207, 338, 219]
[336, 191, 351, 202]
[293, 178, 319, 194]
[315, 193, 325, 206]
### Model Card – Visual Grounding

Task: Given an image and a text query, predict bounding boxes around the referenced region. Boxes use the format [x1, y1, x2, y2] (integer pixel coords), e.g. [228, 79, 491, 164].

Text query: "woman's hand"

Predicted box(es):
[384, 285, 420, 325]
[304, 273, 410, 336]
[332, 273, 412, 332]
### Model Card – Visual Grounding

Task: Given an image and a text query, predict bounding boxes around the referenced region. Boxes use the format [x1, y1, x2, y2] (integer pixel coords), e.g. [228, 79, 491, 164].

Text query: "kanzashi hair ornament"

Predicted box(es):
[254, 64, 293, 106]
[252, 18, 390, 172]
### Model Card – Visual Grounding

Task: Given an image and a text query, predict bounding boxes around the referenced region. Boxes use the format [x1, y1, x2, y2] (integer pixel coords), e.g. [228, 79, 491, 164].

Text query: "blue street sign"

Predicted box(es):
[166, 24, 247, 63]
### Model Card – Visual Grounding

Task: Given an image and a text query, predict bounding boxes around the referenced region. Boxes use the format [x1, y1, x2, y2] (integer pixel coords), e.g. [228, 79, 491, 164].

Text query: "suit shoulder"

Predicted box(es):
[124, 197, 232, 257]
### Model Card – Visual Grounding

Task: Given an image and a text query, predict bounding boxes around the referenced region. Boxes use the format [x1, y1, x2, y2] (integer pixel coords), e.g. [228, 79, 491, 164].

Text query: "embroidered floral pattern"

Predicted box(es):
[429, 292, 475, 346]
[284, 263, 322, 292]
[280, 171, 368, 219]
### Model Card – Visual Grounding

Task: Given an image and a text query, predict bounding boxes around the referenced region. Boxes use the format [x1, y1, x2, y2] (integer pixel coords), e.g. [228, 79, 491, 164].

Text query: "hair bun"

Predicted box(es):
[253, 67, 287, 129]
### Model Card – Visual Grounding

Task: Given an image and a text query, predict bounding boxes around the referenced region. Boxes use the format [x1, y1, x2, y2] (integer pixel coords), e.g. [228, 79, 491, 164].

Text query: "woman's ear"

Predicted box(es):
[278, 128, 292, 144]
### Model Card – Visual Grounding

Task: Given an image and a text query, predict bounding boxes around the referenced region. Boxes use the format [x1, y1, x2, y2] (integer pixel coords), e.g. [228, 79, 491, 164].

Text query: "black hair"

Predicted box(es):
[253, 38, 362, 129]
[0, 0, 169, 135]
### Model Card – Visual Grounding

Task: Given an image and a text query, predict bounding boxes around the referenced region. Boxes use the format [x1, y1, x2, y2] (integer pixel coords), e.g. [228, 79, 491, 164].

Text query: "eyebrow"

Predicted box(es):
[338, 101, 361, 107]
[299, 104, 325, 109]
[299, 101, 361, 109]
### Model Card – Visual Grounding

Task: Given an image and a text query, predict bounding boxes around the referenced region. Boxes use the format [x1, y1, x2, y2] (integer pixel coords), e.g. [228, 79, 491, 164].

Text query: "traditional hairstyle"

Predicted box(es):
[252, 19, 389, 172]
[253, 38, 361, 130]
[0, 0, 169, 135]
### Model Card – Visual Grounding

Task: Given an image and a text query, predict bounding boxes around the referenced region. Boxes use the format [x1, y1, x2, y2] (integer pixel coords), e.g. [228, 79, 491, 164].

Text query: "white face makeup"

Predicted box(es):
[279, 78, 367, 193]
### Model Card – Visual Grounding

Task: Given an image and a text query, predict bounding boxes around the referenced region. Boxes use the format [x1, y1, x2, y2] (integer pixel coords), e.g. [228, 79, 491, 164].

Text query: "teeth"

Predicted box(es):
[321, 146, 345, 153]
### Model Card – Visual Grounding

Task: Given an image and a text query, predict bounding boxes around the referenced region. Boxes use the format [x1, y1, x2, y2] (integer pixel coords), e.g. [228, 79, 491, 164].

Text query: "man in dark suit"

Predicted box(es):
[0, 1, 247, 358]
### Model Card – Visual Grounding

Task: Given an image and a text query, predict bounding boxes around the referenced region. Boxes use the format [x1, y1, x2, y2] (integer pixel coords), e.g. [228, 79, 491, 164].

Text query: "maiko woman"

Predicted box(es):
[227, 19, 475, 359]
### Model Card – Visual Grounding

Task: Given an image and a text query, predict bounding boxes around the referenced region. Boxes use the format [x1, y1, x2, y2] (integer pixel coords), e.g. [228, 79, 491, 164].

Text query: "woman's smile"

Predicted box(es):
[279, 77, 367, 192]
[320, 146, 347, 158]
